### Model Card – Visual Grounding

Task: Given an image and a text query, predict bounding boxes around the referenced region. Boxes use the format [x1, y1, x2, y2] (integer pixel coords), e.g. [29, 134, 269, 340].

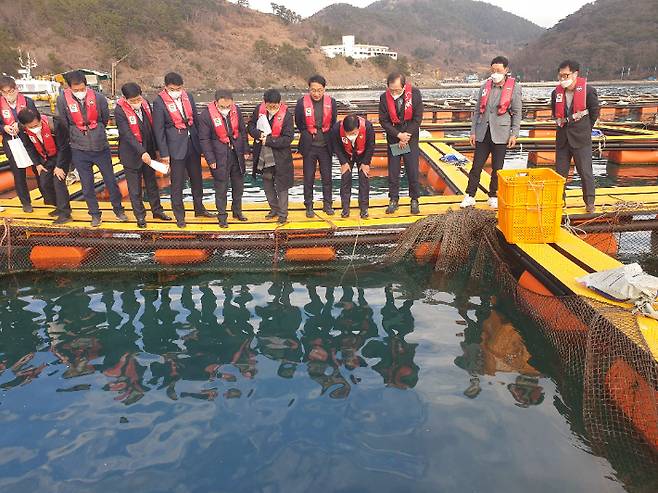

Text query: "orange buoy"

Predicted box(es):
[427, 169, 445, 192]
[30, 246, 91, 269]
[608, 150, 658, 165]
[98, 178, 129, 200]
[639, 106, 657, 121]
[429, 130, 445, 139]
[414, 242, 441, 263]
[435, 111, 452, 122]
[419, 157, 430, 174]
[284, 247, 336, 262]
[599, 107, 616, 121]
[605, 358, 658, 452]
[154, 249, 209, 265]
[0, 169, 14, 192]
[370, 156, 389, 168]
[528, 129, 556, 139]
[615, 107, 631, 120]
[581, 232, 618, 256]
[528, 151, 556, 165]
[517, 271, 588, 334]
[534, 109, 552, 120]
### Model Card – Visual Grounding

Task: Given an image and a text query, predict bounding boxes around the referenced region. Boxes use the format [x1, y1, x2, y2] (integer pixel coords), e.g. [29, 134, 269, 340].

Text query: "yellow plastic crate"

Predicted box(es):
[497, 199, 563, 243]
[497, 168, 565, 208]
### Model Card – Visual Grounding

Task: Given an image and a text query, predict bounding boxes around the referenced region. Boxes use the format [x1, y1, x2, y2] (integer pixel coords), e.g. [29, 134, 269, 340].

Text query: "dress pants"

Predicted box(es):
[466, 127, 508, 198]
[555, 142, 595, 206]
[340, 165, 369, 212]
[263, 168, 288, 220]
[303, 145, 333, 207]
[124, 164, 165, 220]
[72, 148, 124, 217]
[211, 150, 244, 221]
[387, 143, 420, 200]
[169, 140, 206, 221]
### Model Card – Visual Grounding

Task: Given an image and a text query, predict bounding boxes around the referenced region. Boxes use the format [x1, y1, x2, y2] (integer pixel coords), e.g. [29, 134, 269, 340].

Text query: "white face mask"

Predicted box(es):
[392, 92, 403, 100]
[347, 134, 358, 144]
[73, 90, 87, 100]
[168, 90, 182, 100]
[219, 108, 230, 117]
[130, 102, 142, 110]
[560, 78, 573, 89]
[267, 109, 278, 117]
[4, 93, 17, 104]
[30, 125, 42, 135]
[491, 73, 505, 84]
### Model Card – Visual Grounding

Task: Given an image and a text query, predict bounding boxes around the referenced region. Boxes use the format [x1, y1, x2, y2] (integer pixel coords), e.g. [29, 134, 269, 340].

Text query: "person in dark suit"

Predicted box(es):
[56, 70, 127, 227]
[115, 82, 172, 228]
[551, 59, 600, 213]
[247, 89, 295, 225]
[294, 74, 338, 218]
[198, 89, 248, 228]
[330, 114, 375, 218]
[18, 107, 72, 223]
[152, 72, 213, 228]
[378, 72, 424, 215]
[1, 75, 43, 212]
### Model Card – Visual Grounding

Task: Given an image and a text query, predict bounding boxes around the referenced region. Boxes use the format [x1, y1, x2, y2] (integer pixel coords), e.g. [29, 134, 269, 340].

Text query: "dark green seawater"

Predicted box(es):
[1, 264, 644, 492]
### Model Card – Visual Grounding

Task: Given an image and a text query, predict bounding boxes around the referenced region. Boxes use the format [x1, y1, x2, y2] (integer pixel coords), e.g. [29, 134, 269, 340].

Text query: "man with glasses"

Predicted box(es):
[0, 76, 40, 212]
[378, 71, 424, 215]
[551, 59, 600, 213]
[461, 56, 522, 210]
[294, 74, 337, 218]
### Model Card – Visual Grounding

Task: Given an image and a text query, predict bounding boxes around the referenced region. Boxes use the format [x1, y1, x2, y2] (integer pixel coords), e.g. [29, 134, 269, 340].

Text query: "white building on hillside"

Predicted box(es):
[321, 35, 398, 60]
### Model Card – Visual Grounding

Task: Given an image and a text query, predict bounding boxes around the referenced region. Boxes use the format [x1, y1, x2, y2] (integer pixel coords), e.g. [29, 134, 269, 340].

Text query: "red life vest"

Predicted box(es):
[64, 88, 99, 132]
[207, 102, 240, 144]
[116, 98, 153, 144]
[258, 103, 288, 138]
[0, 93, 27, 126]
[303, 94, 332, 134]
[25, 116, 58, 160]
[159, 89, 194, 130]
[554, 77, 588, 127]
[340, 117, 367, 158]
[385, 83, 413, 125]
[479, 77, 516, 115]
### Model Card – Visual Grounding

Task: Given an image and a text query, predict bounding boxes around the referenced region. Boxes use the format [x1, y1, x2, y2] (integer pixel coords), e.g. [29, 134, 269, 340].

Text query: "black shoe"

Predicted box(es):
[232, 212, 248, 221]
[385, 200, 399, 214]
[341, 209, 350, 218]
[265, 210, 278, 219]
[53, 215, 72, 225]
[136, 218, 147, 229]
[115, 211, 129, 222]
[305, 206, 314, 218]
[153, 212, 172, 221]
[586, 204, 596, 214]
[91, 216, 102, 227]
[195, 210, 216, 218]
[277, 216, 288, 224]
[411, 199, 420, 215]
[323, 204, 335, 215]
[218, 218, 228, 228]
[48, 209, 58, 217]
[360, 209, 369, 219]
[176, 219, 186, 228]
[22, 203, 33, 213]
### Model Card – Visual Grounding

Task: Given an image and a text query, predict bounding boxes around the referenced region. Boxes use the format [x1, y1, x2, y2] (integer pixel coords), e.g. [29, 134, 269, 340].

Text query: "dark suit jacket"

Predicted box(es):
[378, 86, 424, 145]
[2, 95, 38, 159]
[198, 104, 248, 179]
[115, 101, 158, 170]
[294, 96, 337, 155]
[330, 119, 375, 167]
[247, 107, 295, 190]
[551, 84, 600, 149]
[55, 90, 110, 152]
[23, 115, 71, 171]
[152, 91, 202, 160]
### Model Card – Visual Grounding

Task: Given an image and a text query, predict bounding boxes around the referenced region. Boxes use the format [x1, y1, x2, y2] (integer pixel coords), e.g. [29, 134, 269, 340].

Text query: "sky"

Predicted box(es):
[244, 0, 594, 28]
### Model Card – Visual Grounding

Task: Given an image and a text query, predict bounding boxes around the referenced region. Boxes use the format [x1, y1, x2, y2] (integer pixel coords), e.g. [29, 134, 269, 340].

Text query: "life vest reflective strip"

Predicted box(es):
[207, 102, 239, 144]
[159, 89, 194, 130]
[303, 94, 332, 134]
[25, 116, 57, 159]
[64, 88, 99, 131]
[385, 83, 413, 125]
[479, 77, 516, 115]
[340, 117, 367, 158]
[258, 103, 288, 138]
[0, 93, 27, 126]
[555, 77, 588, 127]
[116, 98, 152, 144]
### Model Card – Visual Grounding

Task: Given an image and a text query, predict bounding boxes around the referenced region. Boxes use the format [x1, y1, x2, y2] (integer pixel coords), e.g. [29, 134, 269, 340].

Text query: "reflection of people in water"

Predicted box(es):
[335, 286, 376, 371]
[508, 375, 545, 407]
[103, 352, 148, 405]
[362, 285, 419, 389]
[255, 282, 302, 378]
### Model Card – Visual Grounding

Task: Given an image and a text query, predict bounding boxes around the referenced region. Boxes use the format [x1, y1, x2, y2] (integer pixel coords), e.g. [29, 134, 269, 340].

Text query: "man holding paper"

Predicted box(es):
[294, 74, 337, 218]
[56, 70, 127, 227]
[18, 107, 72, 224]
[115, 82, 172, 229]
[331, 114, 375, 219]
[378, 72, 424, 215]
[153, 72, 214, 228]
[0, 76, 40, 212]
[247, 89, 294, 225]
[199, 89, 249, 228]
